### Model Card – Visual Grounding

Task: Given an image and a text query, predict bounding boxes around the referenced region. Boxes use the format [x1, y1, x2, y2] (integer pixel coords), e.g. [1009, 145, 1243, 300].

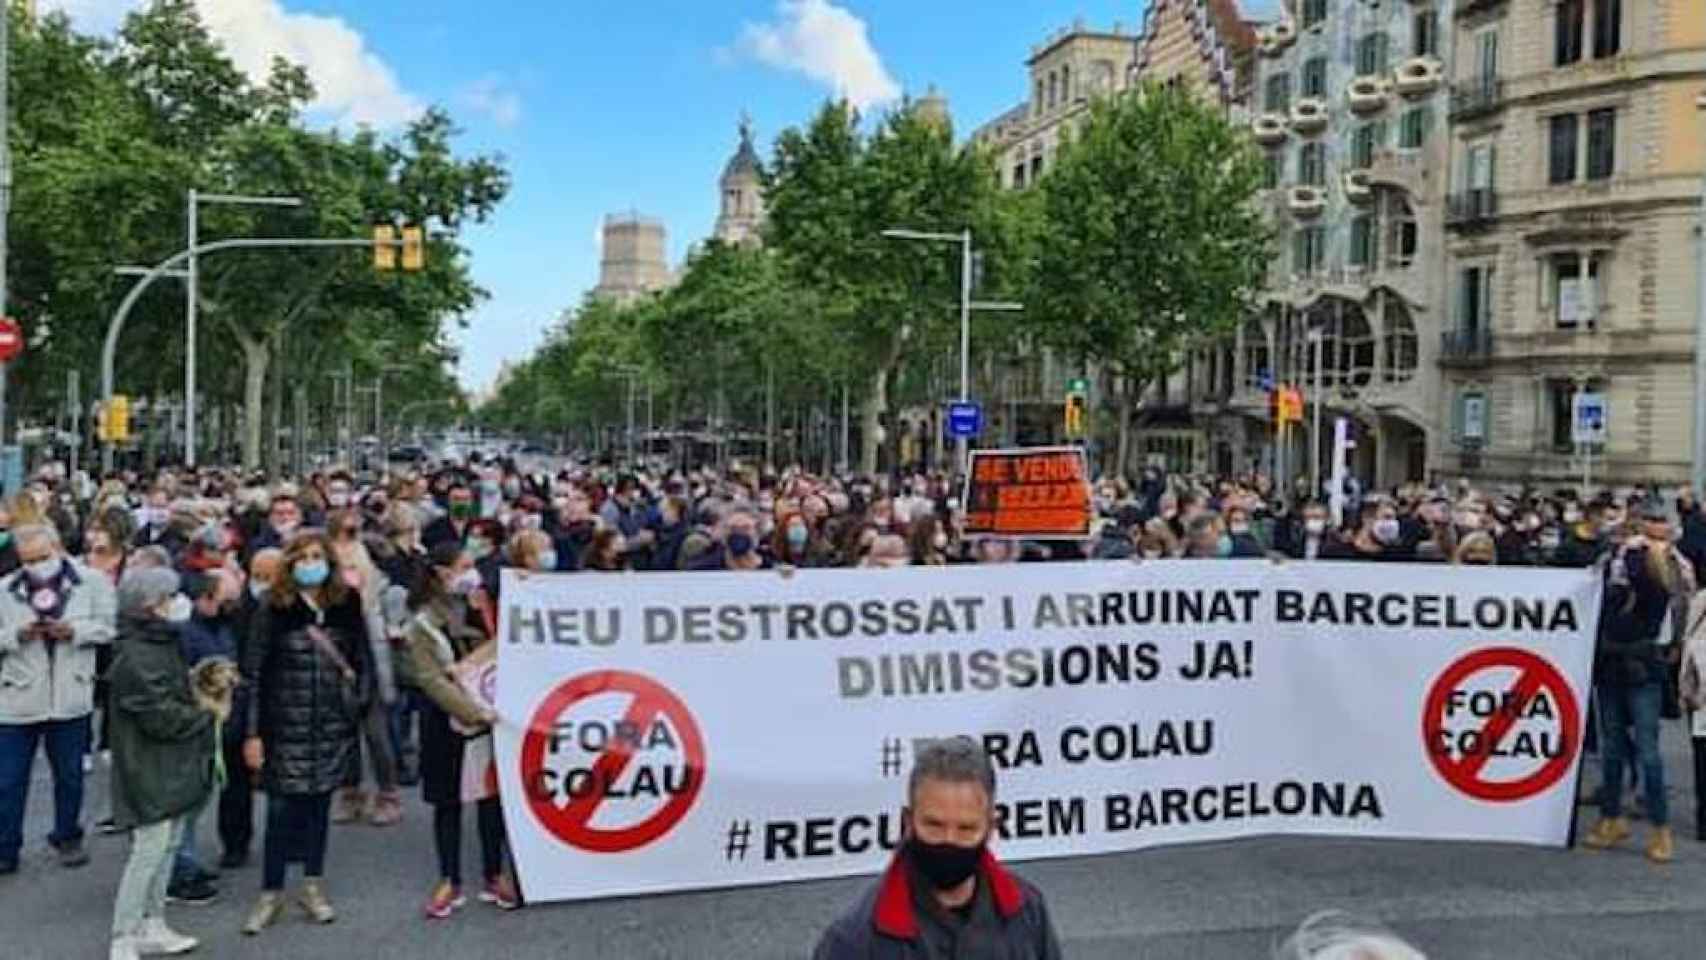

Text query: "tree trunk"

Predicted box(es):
[1116, 397, 1133, 481]
[859, 365, 886, 476]
[239, 338, 270, 471]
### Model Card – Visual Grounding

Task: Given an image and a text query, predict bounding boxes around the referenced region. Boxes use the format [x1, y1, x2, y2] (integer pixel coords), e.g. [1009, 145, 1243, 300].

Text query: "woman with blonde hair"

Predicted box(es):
[1452, 531, 1497, 566]
[325, 508, 401, 827]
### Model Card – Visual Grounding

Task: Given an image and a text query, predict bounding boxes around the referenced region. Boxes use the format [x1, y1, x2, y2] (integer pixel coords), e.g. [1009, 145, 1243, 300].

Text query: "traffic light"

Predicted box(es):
[400, 226, 425, 271]
[1064, 378, 1088, 440]
[100, 395, 131, 443]
[373, 225, 397, 271]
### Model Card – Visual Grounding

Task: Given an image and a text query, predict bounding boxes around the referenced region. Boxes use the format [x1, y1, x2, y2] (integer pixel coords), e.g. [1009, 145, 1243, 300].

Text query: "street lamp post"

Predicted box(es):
[186, 191, 302, 467]
[1691, 90, 1706, 494]
[879, 228, 1022, 473]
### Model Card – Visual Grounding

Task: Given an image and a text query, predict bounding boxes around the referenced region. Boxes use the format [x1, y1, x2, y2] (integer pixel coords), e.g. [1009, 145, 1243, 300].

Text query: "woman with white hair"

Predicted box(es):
[1276, 912, 1426, 960]
[106, 566, 217, 960]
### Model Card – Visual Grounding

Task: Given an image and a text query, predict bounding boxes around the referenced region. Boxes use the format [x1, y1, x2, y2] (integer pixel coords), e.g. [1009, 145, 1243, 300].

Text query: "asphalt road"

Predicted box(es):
[2, 724, 1701, 960]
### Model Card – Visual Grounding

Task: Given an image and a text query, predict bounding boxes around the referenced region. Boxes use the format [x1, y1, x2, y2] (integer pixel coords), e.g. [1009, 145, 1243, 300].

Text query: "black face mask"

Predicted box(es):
[905, 834, 983, 890]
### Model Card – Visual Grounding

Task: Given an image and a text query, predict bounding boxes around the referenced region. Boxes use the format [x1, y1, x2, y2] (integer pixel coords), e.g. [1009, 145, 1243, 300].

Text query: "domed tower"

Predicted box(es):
[713, 113, 765, 247]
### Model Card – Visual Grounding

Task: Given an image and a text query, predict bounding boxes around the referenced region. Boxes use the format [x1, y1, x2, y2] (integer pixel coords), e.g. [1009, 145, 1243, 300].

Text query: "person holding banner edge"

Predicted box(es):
[812, 736, 1062, 960]
[1582, 503, 1692, 862]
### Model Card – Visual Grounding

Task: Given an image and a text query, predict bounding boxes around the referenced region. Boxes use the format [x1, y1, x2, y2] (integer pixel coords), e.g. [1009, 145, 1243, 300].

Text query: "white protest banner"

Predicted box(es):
[494, 561, 1602, 904]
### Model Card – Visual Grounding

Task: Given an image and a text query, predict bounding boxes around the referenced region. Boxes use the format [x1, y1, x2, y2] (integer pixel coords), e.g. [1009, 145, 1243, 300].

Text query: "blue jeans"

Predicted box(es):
[1597, 680, 1668, 826]
[171, 796, 207, 883]
[0, 718, 90, 865]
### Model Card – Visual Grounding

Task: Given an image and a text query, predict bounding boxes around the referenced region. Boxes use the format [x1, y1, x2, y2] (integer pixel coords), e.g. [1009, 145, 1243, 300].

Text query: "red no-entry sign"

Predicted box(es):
[1422, 647, 1581, 803]
[0, 317, 22, 364]
[520, 670, 706, 853]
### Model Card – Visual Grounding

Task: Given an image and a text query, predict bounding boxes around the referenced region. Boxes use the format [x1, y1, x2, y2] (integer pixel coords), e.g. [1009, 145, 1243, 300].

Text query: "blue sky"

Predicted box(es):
[46, 1, 1282, 393]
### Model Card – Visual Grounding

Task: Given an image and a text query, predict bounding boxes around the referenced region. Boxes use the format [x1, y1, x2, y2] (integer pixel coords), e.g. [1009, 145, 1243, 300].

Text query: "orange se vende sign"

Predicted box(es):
[962, 447, 1092, 538]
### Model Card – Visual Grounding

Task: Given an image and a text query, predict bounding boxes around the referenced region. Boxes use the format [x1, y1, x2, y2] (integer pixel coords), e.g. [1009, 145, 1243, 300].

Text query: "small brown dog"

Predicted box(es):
[190, 658, 241, 723]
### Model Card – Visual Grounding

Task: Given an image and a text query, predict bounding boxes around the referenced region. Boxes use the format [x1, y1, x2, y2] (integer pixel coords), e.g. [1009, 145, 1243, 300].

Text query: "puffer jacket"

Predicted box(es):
[0, 559, 118, 724]
[107, 615, 215, 828]
[242, 589, 371, 796]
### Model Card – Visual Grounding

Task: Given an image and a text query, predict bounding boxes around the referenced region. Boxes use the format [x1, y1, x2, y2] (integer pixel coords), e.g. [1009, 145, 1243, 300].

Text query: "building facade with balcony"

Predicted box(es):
[1240, 0, 1453, 488]
[1439, 0, 1706, 487]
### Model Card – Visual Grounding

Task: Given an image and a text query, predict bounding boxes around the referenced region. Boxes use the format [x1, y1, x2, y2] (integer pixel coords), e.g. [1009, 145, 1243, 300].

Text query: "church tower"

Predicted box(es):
[713, 114, 765, 247]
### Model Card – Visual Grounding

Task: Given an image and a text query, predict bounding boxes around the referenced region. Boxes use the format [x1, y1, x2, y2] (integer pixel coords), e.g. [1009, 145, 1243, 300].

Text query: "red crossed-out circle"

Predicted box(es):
[519, 670, 706, 853]
[1422, 647, 1581, 803]
[0, 317, 22, 363]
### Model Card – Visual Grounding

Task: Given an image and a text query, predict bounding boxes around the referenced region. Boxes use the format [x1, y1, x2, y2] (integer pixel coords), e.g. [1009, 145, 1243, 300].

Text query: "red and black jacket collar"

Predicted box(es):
[872, 849, 1024, 940]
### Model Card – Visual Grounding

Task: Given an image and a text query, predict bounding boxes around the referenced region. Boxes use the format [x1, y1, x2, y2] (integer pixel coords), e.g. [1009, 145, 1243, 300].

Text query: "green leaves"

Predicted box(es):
[1032, 83, 1270, 395]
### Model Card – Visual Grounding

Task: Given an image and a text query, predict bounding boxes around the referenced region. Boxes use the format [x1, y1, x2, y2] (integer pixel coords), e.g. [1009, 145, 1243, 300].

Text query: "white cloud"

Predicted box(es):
[457, 74, 523, 129]
[729, 0, 900, 111]
[43, 0, 424, 128]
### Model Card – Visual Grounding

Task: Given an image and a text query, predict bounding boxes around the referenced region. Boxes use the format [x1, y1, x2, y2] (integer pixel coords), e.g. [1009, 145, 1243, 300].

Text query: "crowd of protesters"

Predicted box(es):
[0, 452, 1701, 957]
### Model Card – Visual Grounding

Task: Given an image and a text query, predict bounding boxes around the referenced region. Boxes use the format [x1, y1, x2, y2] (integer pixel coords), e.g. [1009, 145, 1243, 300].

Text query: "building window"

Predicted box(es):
[1548, 379, 1602, 451]
[1301, 57, 1327, 98]
[1012, 163, 1026, 189]
[1384, 192, 1418, 269]
[1592, 0, 1620, 59]
[1383, 303, 1418, 384]
[1356, 33, 1390, 76]
[1030, 155, 1044, 182]
[1586, 108, 1616, 180]
[1459, 391, 1488, 445]
[1475, 30, 1499, 85]
[1298, 143, 1325, 186]
[1458, 265, 1493, 334]
[1294, 226, 1326, 274]
[1048, 73, 1058, 109]
[1262, 152, 1282, 190]
[1034, 80, 1044, 116]
[1398, 108, 1430, 149]
[1551, 254, 1602, 329]
[1464, 142, 1495, 194]
[1061, 65, 1072, 102]
[1549, 113, 1579, 184]
[1349, 216, 1377, 267]
[1412, 11, 1438, 57]
[1301, 0, 1327, 29]
[1264, 74, 1291, 113]
[1352, 122, 1385, 169]
[1556, 0, 1585, 66]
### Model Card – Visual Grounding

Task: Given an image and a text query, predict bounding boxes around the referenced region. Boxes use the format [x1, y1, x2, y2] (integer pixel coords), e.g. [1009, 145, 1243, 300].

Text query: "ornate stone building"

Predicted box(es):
[1438, 0, 1706, 488]
[1208, 0, 1452, 487]
[714, 115, 765, 248]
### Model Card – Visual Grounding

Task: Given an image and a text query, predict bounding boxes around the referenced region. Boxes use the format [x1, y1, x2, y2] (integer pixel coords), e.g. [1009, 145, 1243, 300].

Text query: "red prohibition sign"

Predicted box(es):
[520, 670, 706, 853]
[1422, 647, 1581, 803]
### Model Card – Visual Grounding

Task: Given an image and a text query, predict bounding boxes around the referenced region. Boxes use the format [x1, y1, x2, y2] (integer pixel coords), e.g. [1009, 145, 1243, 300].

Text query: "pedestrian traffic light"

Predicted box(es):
[400, 226, 425, 272]
[373, 225, 397, 271]
[1064, 379, 1087, 440]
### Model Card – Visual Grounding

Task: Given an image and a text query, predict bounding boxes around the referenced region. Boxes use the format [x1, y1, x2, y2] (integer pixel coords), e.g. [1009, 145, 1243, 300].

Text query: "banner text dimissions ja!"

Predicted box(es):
[506, 588, 1583, 648]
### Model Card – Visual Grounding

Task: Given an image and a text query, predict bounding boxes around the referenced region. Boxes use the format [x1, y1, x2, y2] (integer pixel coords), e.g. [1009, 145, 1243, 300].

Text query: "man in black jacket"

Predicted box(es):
[812, 737, 1063, 960]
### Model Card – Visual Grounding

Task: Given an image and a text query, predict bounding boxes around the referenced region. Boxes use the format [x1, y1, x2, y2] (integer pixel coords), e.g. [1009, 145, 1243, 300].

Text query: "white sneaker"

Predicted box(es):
[134, 917, 198, 955]
[109, 937, 141, 960]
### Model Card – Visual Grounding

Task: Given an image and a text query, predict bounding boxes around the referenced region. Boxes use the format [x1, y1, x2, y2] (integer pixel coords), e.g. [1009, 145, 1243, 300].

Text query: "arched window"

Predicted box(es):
[1382, 299, 1418, 384]
[1336, 302, 1376, 389]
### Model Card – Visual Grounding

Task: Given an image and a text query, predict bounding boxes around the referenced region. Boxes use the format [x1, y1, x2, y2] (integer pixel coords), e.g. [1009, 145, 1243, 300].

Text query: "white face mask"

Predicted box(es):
[327, 492, 350, 508]
[163, 594, 194, 623]
[450, 569, 482, 595]
[26, 557, 62, 583]
[1304, 519, 1327, 537]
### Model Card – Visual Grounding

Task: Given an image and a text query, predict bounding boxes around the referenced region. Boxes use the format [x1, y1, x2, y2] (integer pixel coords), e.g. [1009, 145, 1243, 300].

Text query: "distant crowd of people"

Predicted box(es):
[0, 454, 1699, 958]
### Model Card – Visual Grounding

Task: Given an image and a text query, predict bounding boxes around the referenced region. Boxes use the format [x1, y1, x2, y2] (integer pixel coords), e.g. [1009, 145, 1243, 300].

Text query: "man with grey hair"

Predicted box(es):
[689, 502, 770, 572]
[813, 736, 1062, 959]
[0, 523, 118, 875]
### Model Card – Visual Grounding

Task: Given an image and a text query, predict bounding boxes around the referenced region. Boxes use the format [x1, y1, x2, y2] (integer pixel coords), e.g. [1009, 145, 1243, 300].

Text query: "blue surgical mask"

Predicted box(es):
[727, 532, 755, 557]
[468, 537, 493, 560]
[786, 525, 808, 549]
[292, 561, 329, 588]
[536, 549, 559, 571]
[1215, 535, 1233, 558]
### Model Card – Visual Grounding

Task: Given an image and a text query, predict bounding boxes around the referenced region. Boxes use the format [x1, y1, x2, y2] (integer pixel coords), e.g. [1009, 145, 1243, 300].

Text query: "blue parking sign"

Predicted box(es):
[947, 402, 983, 438]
